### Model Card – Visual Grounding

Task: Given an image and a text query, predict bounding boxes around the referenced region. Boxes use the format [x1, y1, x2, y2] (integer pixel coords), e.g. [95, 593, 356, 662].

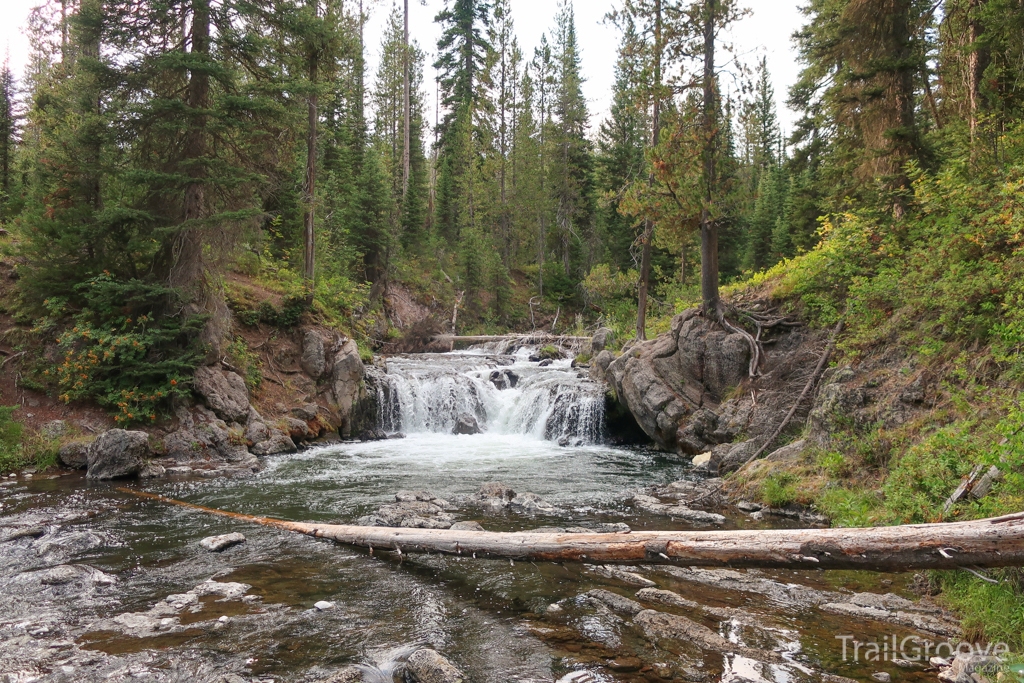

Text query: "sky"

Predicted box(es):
[0, 0, 807, 135]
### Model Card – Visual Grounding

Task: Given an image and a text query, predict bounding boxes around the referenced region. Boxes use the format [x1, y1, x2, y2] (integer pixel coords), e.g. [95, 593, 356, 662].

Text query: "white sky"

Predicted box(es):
[0, 0, 806, 135]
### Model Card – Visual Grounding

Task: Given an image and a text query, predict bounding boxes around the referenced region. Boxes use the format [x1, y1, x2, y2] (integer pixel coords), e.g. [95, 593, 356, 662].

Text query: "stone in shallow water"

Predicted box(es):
[405, 648, 464, 683]
[314, 600, 334, 611]
[448, 521, 484, 531]
[199, 532, 246, 552]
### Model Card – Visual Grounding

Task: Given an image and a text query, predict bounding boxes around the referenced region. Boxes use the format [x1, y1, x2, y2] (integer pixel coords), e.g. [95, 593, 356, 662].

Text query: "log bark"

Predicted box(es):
[432, 334, 591, 345]
[119, 489, 1024, 571]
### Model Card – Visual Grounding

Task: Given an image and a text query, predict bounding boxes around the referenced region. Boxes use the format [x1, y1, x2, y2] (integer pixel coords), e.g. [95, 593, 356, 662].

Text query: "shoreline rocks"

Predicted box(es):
[86, 429, 150, 480]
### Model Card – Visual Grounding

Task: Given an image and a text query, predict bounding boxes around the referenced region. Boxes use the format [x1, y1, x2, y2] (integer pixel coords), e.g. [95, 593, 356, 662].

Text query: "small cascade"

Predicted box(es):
[371, 350, 605, 444]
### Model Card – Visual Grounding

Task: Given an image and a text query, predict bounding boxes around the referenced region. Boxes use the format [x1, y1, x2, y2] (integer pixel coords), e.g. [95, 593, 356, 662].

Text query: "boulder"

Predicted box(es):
[488, 369, 519, 390]
[58, 441, 91, 469]
[509, 492, 556, 513]
[86, 429, 150, 480]
[588, 349, 615, 383]
[331, 339, 365, 438]
[405, 649, 465, 683]
[300, 330, 327, 379]
[449, 521, 484, 531]
[193, 366, 250, 424]
[452, 414, 481, 435]
[474, 481, 516, 508]
[292, 403, 320, 421]
[592, 327, 615, 353]
[765, 439, 808, 463]
[244, 419, 271, 445]
[709, 439, 760, 474]
[605, 309, 750, 451]
[251, 431, 297, 456]
[282, 416, 314, 441]
[808, 368, 866, 447]
[200, 533, 246, 552]
[139, 463, 166, 479]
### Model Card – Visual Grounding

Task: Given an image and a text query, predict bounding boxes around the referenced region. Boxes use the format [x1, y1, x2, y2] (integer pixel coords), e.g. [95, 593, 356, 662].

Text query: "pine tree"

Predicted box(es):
[596, 20, 649, 273]
[791, 0, 927, 214]
[433, 0, 492, 244]
[550, 1, 593, 280]
[0, 60, 15, 212]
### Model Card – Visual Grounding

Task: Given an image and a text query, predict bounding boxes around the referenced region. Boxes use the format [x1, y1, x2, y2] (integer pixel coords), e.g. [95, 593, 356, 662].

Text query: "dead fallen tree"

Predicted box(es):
[431, 334, 591, 346]
[120, 488, 1024, 571]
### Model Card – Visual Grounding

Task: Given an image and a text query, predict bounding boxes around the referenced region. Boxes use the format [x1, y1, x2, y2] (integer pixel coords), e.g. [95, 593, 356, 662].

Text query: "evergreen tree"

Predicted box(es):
[433, 0, 492, 244]
[596, 20, 649, 273]
[550, 1, 593, 280]
[0, 60, 15, 213]
[790, 0, 928, 214]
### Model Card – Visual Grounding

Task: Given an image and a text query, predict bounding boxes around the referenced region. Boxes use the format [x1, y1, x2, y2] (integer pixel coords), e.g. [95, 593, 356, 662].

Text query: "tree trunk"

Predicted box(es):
[699, 0, 721, 319]
[303, 50, 317, 301]
[636, 0, 662, 342]
[966, 0, 988, 147]
[402, 0, 410, 198]
[169, 0, 210, 295]
[124, 489, 1024, 571]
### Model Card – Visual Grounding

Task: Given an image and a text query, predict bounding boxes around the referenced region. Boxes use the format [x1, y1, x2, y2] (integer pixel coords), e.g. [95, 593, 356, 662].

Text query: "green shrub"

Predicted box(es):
[40, 274, 203, 426]
[0, 406, 25, 473]
[761, 472, 798, 508]
[938, 569, 1024, 650]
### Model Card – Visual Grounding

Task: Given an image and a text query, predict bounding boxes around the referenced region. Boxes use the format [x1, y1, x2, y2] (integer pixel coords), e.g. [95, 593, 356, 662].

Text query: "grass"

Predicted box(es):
[0, 405, 60, 475]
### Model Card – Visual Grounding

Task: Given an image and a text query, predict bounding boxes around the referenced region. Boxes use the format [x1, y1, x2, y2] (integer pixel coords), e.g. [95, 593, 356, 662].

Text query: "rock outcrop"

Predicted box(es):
[193, 367, 250, 424]
[605, 309, 750, 452]
[331, 338, 365, 438]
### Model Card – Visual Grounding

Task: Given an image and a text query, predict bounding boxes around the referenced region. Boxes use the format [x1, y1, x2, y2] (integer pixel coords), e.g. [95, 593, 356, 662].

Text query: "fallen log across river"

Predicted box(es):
[119, 488, 1024, 571]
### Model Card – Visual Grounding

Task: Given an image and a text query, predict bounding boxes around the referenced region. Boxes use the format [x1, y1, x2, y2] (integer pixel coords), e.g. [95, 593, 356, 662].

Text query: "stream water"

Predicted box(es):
[0, 350, 943, 683]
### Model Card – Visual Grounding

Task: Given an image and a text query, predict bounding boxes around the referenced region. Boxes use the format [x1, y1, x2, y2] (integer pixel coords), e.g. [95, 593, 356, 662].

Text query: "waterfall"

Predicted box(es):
[371, 350, 605, 444]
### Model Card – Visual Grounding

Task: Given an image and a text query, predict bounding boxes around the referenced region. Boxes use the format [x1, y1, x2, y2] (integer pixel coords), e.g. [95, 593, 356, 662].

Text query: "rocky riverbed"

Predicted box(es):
[0, 440, 973, 683]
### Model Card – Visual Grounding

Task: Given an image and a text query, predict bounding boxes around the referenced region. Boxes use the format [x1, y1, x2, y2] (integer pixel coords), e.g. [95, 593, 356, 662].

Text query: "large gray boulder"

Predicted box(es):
[87, 429, 150, 480]
[331, 339, 365, 438]
[300, 330, 327, 379]
[605, 309, 749, 451]
[193, 366, 250, 424]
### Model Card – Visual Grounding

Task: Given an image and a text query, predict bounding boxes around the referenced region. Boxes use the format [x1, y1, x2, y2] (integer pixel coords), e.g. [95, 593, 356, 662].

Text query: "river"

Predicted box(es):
[0, 348, 944, 682]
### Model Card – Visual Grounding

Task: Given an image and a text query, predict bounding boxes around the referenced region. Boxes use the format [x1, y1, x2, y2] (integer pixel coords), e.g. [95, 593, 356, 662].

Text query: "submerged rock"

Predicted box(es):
[509, 492, 556, 513]
[473, 481, 516, 508]
[200, 533, 246, 552]
[586, 564, 656, 587]
[631, 493, 726, 525]
[405, 648, 465, 683]
[580, 588, 644, 616]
